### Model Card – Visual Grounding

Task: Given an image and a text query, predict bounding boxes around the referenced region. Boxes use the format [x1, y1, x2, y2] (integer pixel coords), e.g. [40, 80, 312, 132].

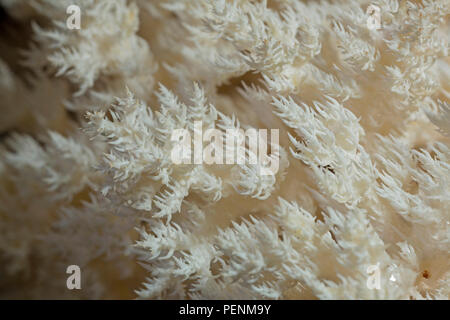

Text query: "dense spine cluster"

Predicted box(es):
[0, 0, 448, 299]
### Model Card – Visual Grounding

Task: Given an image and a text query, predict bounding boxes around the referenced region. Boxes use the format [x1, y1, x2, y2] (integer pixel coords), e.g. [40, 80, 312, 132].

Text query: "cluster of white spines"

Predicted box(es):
[0, 0, 448, 299]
